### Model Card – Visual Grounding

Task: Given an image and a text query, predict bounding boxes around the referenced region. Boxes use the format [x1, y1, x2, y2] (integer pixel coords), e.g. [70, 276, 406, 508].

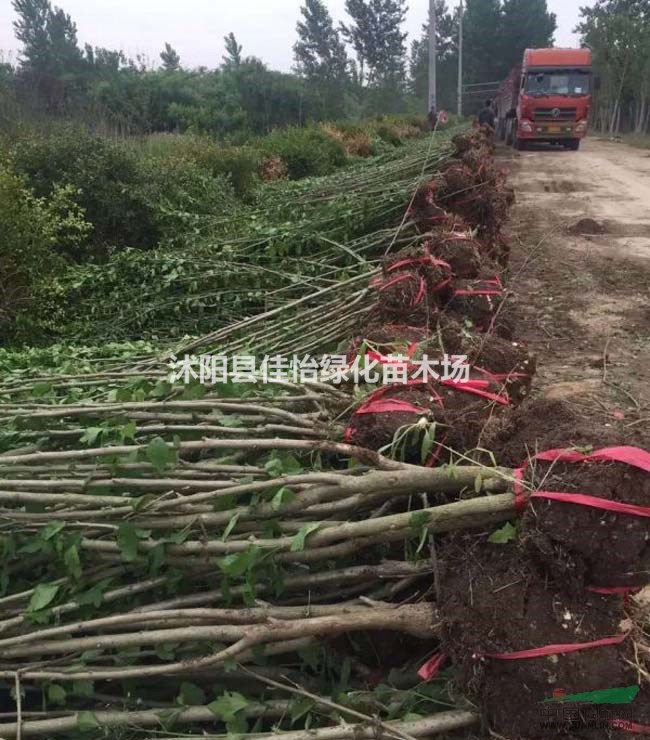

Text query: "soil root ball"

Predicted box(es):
[436, 385, 510, 457]
[520, 454, 650, 590]
[439, 539, 632, 739]
[425, 233, 483, 279]
[383, 245, 453, 292]
[371, 271, 440, 325]
[345, 384, 448, 464]
[491, 398, 622, 469]
[410, 183, 454, 229]
[347, 320, 466, 364]
[374, 246, 453, 323]
[464, 334, 536, 405]
[445, 277, 515, 339]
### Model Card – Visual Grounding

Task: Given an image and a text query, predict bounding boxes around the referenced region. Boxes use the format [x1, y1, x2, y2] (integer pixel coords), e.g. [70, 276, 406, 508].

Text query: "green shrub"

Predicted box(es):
[374, 122, 403, 147]
[137, 134, 261, 200]
[259, 126, 347, 179]
[0, 166, 90, 339]
[11, 127, 159, 254]
[135, 156, 238, 243]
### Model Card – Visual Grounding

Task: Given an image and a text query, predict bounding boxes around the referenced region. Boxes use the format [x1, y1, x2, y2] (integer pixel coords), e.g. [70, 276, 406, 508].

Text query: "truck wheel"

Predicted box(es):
[565, 139, 581, 151]
[514, 137, 526, 151]
[505, 120, 514, 146]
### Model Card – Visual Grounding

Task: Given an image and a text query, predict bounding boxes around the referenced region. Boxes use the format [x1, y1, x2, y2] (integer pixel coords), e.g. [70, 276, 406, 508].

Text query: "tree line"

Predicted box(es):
[577, 0, 650, 135]
[2, 0, 558, 137]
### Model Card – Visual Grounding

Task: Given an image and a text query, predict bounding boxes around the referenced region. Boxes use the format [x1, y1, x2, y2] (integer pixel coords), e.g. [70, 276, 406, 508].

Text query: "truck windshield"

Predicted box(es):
[525, 70, 590, 96]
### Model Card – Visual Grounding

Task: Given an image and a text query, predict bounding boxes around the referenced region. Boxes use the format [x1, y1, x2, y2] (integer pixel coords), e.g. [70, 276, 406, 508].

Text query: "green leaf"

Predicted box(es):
[290, 696, 314, 726]
[117, 522, 139, 562]
[48, 684, 67, 705]
[488, 522, 517, 545]
[420, 424, 438, 464]
[208, 691, 249, 721]
[271, 486, 296, 511]
[72, 680, 94, 698]
[80, 427, 104, 447]
[42, 522, 66, 541]
[178, 681, 206, 706]
[146, 436, 171, 474]
[290, 523, 321, 552]
[222, 513, 241, 541]
[121, 421, 137, 441]
[64, 544, 82, 581]
[409, 511, 430, 531]
[76, 711, 100, 731]
[217, 547, 259, 578]
[27, 583, 60, 612]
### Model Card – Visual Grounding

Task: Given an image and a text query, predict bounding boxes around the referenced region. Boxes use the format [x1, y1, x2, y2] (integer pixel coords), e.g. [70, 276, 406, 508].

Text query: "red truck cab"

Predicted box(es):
[495, 48, 592, 151]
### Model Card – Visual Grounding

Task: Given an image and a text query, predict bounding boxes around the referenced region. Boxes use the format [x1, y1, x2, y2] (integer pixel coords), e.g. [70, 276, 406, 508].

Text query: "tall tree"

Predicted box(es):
[160, 42, 181, 71]
[498, 0, 556, 78]
[13, 0, 82, 74]
[462, 0, 502, 85]
[222, 32, 243, 67]
[13, 0, 84, 110]
[341, 0, 408, 86]
[577, 0, 650, 133]
[294, 0, 348, 81]
[294, 0, 348, 117]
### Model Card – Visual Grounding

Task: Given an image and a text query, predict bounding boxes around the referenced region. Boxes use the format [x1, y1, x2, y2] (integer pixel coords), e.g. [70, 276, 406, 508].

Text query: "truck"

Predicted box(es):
[494, 48, 592, 151]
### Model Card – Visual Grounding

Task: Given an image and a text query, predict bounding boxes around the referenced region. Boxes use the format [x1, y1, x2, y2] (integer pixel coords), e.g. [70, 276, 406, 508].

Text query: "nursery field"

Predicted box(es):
[0, 127, 648, 740]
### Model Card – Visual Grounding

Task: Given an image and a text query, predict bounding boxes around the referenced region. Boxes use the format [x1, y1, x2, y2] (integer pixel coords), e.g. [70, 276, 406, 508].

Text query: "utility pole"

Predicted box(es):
[457, 0, 464, 117]
[428, 0, 437, 113]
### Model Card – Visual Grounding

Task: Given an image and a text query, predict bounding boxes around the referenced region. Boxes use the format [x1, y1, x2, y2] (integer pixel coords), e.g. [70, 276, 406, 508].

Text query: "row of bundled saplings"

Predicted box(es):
[341, 125, 650, 739]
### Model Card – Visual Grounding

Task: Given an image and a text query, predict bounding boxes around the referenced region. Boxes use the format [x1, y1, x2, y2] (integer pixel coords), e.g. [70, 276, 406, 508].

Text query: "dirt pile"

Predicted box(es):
[520, 452, 650, 590]
[439, 539, 636, 739]
[344, 383, 448, 464]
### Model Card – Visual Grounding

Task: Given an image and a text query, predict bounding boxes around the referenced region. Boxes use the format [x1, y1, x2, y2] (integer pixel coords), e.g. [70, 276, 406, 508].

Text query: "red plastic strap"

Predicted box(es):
[474, 366, 529, 384]
[388, 256, 451, 272]
[474, 632, 629, 661]
[586, 586, 642, 596]
[610, 720, 650, 734]
[366, 340, 420, 369]
[352, 380, 444, 416]
[533, 446, 650, 472]
[355, 398, 430, 416]
[513, 467, 527, 513]
[432, 277, 452, 294]
[515, 446, 650, 518]
[418, 651, 448, 681]
[530, 491, 650, 519]
[441, 378, 510, 407]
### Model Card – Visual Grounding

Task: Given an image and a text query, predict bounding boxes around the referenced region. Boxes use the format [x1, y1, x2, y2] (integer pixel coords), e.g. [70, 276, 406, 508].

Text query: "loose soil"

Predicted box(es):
[439, 538, 635, 740]
[521, 460, 650, 589]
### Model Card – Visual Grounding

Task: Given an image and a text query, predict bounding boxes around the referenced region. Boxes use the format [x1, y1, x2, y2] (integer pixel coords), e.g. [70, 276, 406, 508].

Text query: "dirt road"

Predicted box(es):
[503, 136, 650, 444]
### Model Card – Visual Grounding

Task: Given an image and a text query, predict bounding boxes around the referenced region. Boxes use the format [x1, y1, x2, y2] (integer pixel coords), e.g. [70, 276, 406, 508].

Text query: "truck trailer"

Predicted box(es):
[494, 48, 592, 151]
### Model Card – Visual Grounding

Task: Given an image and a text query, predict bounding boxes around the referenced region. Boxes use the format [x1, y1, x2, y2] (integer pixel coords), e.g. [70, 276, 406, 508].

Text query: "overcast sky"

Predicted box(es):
[0, 0, 591, 74]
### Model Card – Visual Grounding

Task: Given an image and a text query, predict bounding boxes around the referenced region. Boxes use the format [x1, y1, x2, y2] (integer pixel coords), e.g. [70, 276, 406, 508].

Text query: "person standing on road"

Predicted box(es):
[428, 105, 438, 131]
[478, 99, 496, 129]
